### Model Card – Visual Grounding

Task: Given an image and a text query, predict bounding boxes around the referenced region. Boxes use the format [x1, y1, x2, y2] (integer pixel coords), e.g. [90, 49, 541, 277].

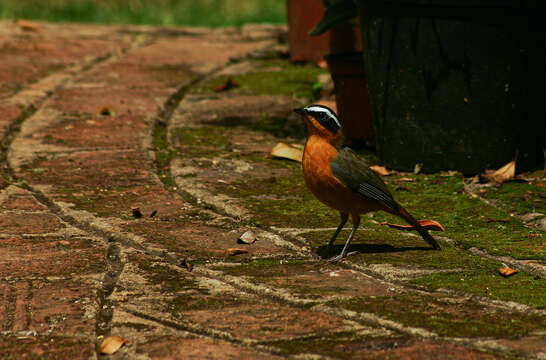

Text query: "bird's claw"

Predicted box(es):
[326, 254, 343, 263]
[325, 251, 358, 263]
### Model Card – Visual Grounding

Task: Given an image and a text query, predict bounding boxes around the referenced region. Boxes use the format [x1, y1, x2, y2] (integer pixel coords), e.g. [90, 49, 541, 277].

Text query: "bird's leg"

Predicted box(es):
[327, 214, 360, 262]
[327, 212, 348, 250]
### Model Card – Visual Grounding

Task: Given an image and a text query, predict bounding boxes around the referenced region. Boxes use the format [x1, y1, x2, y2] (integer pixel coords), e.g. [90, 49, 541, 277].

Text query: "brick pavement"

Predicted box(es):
[0, 20, 544, 359]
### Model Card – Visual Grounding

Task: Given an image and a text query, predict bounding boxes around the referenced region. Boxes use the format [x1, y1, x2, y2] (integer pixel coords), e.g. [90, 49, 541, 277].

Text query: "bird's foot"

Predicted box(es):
[325, 251, 358, 263]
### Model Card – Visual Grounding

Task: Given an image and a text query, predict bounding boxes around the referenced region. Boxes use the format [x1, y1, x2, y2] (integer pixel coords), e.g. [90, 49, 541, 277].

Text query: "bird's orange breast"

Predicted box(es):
[303, 136, 357, 214]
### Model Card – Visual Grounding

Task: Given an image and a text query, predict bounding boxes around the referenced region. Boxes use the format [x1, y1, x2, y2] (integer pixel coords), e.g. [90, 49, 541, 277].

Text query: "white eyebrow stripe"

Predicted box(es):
[305, 106, 340, 127]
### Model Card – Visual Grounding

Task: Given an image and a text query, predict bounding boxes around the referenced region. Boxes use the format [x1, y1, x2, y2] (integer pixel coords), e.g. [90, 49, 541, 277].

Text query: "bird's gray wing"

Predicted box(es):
[330, 147, 398, 211]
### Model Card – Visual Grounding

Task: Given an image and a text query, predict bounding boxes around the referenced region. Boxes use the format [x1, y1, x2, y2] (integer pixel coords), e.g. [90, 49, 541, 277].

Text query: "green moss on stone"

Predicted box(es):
[375, 175, 545, 260]
[217, 174, 339, 228]
[190, 59, 328, 99]
[413, 271, 546, 308]
[261, 332, 409, 358]
[131, 254, 200, 292]
[329, 295, 546, 337]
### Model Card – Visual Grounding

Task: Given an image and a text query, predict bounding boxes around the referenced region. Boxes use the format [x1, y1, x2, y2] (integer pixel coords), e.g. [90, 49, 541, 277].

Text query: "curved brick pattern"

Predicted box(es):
[1, 20, 544, 360]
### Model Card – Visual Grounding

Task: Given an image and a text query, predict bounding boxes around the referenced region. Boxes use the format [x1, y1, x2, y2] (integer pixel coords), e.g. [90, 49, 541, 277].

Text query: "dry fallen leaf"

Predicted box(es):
[370, 165, 390, 176]
[238, 230, 256, 244]
[398, 177, 416, 182]
[97, 106, 115, 116]
[214, 77, 239, 92]
[228, 248, 249, 256]
[480, 159, 516, 184]
[16, 19, 41, 32]
[498, 266, 518, 277]
[270, 142, 303, 162]
[100, 336, 128, 355]
[316, 60, 328, 69]
[181, 258, 193, 272]
[381, 219, 445, 232]
[131, 207, 142, 219]
[479, 215, 509, 223]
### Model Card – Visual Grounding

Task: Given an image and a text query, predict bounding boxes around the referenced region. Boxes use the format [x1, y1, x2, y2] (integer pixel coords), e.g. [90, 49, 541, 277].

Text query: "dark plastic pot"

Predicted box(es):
[358, 0, 544, 174]
[326, 52, 374, 147]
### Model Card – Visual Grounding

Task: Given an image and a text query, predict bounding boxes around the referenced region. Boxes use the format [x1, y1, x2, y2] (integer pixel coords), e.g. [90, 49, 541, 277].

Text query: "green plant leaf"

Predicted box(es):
[309, 0, 357, 36]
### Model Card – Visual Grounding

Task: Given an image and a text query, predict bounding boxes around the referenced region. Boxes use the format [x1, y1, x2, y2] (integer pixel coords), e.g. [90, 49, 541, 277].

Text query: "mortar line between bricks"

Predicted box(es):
[193, 269, 534, 360]
[14, 176, 545, 359]
[4, 45, 538, 357]
[8, 181, 437, 356]
[17, 182, 542, 359]
[0, 34, 158, 354]
[76, 81, 546, 353]
[4, 282, 16, 332]
[0, 35, 153, 184]
[123, 308, 337, 360]
[167, 137, 545, 279]
[157, 177, 546, 315]
[462, 186, 546, 276]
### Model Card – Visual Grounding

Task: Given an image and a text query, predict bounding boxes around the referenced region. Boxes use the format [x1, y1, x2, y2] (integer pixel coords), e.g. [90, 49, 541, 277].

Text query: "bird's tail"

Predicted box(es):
[395, 203, 441, 250]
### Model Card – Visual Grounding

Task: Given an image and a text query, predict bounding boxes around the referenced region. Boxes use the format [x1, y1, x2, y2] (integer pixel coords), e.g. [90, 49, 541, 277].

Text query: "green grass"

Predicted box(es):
[0, 0, 286, 27]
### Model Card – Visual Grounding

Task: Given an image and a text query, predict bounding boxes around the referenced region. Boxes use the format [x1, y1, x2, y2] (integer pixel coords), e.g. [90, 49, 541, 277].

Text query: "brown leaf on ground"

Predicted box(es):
[100, 336, 128, 355]
[16, 19, 41, 32]
[316, 60, 328, 69]
[270, 142, 303, 162]
[480, 159, 516, 184]
[381, 219, 445, 232]
[181, 258, 193, 272]
[398, 177, 416, 182]
[370, 165, 390, 176]
[97, 106, 115, 116]
[479, 215, 510, 223]
[131, 207, 142, 219]
[214, 77, 239, 92]
[238, 230, 256, 244]
[498, 266, 518, 277]
[228, 248, 249, 256]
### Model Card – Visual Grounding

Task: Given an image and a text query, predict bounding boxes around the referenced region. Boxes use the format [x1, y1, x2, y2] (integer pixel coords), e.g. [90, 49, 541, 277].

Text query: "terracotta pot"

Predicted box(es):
[287, 0, 330, 62]
[326, 52, 374, 148]
[287, 0, 362, 62]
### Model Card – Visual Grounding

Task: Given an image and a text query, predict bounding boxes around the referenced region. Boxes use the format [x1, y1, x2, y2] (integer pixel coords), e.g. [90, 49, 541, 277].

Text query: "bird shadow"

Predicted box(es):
[314, 243, 434, 260]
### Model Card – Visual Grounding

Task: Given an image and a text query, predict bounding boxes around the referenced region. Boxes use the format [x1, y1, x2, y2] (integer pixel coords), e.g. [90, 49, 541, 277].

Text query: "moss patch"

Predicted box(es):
[190, 59, 328, 100]
[329, 294, 546, 338]
[220, 175, 339, 228]
[153, 121, 178, 188]
[303, 229, 495, 267]
[130, 253, 201, 293]
[413, 270, 546, 309]
[167, 293, 241, 314]
[373, 175, 545, 260]
[481, 172, 546, 216]
[172, 126, 228, 158]
[261, 332, 409, 358]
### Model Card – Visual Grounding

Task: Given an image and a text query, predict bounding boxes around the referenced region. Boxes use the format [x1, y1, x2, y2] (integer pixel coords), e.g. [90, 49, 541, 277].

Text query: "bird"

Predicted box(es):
[294, 104, 441, 262]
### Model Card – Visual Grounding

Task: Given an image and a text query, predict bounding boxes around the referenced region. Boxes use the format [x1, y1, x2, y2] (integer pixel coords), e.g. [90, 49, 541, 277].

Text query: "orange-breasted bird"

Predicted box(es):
[294, 104, 441, 262]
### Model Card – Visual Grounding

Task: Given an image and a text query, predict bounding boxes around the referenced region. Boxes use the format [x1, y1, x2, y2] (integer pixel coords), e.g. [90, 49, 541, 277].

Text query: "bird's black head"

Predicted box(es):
[293, 105, 340, 134]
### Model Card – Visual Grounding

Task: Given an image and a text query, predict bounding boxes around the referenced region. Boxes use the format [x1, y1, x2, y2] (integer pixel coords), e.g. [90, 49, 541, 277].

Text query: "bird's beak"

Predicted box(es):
[293, 108, 306, 116]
